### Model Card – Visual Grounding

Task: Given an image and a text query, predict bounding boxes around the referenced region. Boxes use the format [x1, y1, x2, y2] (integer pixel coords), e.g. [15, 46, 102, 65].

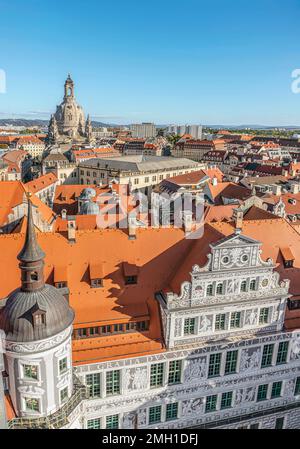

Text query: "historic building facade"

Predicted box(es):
[1, 212, 300, 429]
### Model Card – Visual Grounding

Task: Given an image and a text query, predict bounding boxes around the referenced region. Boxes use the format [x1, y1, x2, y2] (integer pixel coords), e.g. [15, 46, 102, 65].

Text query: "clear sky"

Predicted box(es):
[1, 0, 300, 126]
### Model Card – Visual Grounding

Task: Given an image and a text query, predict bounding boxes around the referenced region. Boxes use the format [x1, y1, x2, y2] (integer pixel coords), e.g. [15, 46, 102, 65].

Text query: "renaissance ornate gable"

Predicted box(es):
[157, 230, 290, 348]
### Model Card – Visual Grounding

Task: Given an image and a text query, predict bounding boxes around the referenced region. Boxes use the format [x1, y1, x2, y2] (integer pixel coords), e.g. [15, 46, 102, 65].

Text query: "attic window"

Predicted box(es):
[89, 262, 104, 288]
[280, 247, 295, 269]
[123, 262, 139, 285]
[54, 266, 68, 288]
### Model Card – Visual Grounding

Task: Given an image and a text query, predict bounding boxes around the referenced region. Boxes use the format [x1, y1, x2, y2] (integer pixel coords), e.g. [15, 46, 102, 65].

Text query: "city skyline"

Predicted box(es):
[1, 0, 300, 126]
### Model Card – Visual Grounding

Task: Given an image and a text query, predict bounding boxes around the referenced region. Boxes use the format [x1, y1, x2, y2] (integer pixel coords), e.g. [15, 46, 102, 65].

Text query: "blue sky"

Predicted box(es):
[1, 0, 300, 126]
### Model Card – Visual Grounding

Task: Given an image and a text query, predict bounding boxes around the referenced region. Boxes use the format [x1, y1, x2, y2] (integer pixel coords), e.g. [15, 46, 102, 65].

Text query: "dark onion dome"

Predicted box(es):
[0, 195, 75, 343]
[0, 285, 74, 342]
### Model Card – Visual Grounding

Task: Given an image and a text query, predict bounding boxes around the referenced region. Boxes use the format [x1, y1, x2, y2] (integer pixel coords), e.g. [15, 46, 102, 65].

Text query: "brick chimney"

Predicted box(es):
[233, 207, 243, 230]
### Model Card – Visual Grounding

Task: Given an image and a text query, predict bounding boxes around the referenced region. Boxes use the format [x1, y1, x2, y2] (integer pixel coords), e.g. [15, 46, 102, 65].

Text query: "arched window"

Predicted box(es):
[240, 280, 247, 292]
[206, 284, 213, 296]
[250, 279, 256, 291]
[216, 283, 224, 295]
[30, 272, 38, 281]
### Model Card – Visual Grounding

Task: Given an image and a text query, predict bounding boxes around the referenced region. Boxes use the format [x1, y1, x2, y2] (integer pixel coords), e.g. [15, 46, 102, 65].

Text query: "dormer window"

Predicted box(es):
[123, 262, 139, 285]
[125, 275, 137, 285]
[33, 311, 46, 327]
[89, 262, 104, 288]
[54, 266, 68, 289]
[91, 278, 103, 288]
[280, 247, 295, 269]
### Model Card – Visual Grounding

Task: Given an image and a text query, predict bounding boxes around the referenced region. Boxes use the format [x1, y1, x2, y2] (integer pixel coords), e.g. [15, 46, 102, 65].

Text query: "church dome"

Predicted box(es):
[80, 199, 100, 215]
[0, 285, 74, 343]
[79, 187, 96, 200]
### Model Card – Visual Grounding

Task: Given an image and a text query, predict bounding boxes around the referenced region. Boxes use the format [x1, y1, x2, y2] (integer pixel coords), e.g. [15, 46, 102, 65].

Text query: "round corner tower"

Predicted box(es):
[0, 195, 75, 419]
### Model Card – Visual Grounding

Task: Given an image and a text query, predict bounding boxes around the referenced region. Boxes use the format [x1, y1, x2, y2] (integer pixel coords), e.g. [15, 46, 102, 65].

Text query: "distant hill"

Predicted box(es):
[0, 118, 114, 128]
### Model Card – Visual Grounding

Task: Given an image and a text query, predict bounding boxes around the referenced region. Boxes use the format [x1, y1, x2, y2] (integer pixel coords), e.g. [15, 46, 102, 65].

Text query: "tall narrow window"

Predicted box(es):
[295, 377, 300, 396]
[206, 284, 213, 296]
[205, 395, 217, 413]
[257, 384, 268, 402]
[240, 280, 247, 292]
[261, 344, 274, 368]
[224, 350, 238, 375]
[106, 370, 120, 396]
[276, 341, 289, 365]
[184, 318, 196, 335]
[275, 417, 284, 429]
[259, 308, 270, 324]
[208, 353, 221, 378]
[271, 381, 282, 399]
[220, 391, 233, 409]
[216, 283, 224, 295]
[215, 314, 226, 331]
[86, 373, 101, 398]
[150, 363, 164, 388]
[250, 279, 256, 291]
[230, 312, 241, 329]
[166, 403, 178, 421]
[168, 360, 182, 385]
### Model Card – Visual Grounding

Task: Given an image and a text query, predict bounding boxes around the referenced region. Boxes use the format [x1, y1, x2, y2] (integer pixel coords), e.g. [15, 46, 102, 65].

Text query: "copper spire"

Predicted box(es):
[17, 193, 45, 263]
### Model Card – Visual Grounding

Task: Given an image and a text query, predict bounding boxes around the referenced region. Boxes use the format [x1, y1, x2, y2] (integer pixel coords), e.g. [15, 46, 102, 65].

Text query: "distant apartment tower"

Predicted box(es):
[131, 123, 156, 138]
[168, 124, 203, 139]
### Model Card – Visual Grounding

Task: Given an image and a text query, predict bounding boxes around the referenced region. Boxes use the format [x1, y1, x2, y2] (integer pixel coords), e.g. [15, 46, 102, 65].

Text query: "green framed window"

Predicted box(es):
[208, 353, 221, 378]
[205, 395, 217, 413]
[184, 318, 196, 335]
[257, 384, 268, 402]
[59, 357, 68, 374]
[294, 377, 300, 395]
[215, 314, 226, 331]
[271, 381, 282, 398]
[150, 363, 164, 388]
[106, 414, 119, 429]
[259, 308, 269, 324]
[168, 360, 182, 385]
[106, 370, 120, 396]
[149, 405, 161, 424]
[275, 417, 284, 429]
[86, 373, 101, 398]
[87, 418, 101, 429]
[25, 397, 39, 412]
[261, 344, 274, 368]
[224, 350, 238, 375]
[276, 341, 289, 365]
[60, 386, 68, 404]
[166, 402, 178, 421]
[220, 391, 233, 409]
[230, 312, 241, 329]
[23, 364, 38, 380]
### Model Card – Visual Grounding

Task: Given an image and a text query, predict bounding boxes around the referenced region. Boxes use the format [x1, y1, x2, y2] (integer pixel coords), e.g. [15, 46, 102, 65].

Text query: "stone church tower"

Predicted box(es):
[48, 75, 93, 144]
[0, 195, 75, 418]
